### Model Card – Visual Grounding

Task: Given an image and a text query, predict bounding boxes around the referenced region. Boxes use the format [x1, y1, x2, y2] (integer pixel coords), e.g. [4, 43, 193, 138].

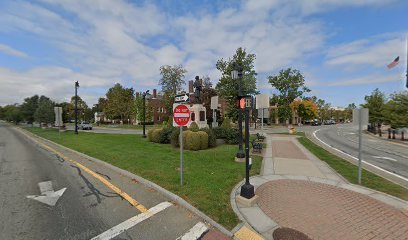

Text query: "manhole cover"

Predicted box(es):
[272, 227, 311, 240]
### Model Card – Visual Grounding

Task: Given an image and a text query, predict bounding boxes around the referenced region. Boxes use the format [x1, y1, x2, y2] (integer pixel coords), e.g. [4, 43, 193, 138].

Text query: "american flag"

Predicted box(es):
[387, 56, 399, 69]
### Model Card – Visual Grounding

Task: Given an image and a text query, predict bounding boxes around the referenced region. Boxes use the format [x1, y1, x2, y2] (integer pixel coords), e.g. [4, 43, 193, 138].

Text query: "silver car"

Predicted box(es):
[79, 121, 93, 130]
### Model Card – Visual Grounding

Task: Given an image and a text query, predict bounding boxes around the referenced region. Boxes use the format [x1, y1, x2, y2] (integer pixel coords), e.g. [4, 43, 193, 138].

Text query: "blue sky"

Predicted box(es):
[0, 0, 407, 108]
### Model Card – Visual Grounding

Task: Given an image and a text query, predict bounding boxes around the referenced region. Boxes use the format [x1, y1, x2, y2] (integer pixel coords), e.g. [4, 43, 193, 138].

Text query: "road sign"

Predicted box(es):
[54, 107, 63, 127]
[353, 108, 369, 125]
[173, 104, 190, 127]
[210, 96, 218, 110]
[256, 94, 269, 109]
[174, 94, 189, 103]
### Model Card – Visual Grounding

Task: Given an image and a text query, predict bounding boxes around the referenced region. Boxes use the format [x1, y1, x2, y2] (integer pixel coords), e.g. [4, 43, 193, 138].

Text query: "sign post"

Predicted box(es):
[54, 107, 63, 138]
[173, 104, 190, 186]
[256, 94, 269, 136]
[353, 108, 369, 185]
[210, 96, 219, 128]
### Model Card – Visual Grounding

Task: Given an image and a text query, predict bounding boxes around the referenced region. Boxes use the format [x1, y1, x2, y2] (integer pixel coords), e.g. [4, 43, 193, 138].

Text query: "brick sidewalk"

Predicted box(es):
[256, 180, 408, 240]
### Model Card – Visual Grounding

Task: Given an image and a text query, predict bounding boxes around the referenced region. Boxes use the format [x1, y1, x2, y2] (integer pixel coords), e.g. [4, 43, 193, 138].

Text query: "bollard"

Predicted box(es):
[388, 128, 391, 139]
[402, 132, 405, 141]
[392, 130, 396, 139]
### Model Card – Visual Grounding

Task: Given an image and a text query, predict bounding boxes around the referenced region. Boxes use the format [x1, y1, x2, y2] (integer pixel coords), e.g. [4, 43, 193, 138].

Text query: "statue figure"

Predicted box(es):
[193, 76, 202, 103]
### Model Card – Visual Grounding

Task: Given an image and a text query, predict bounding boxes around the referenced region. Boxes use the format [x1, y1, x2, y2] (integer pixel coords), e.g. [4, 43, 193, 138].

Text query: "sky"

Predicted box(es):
[0, 0, 407, 108]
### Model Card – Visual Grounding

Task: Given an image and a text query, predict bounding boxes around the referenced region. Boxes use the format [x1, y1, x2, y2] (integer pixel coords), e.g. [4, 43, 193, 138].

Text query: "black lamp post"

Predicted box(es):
[74, 81, 79, 135]
[142, 90, 151, 138]
[231, 63, 245, 159]
[240, 96, 255, 199]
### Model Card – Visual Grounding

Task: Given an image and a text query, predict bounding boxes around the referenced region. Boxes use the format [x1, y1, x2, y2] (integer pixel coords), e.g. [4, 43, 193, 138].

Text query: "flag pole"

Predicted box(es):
[406, 36, 408, 88]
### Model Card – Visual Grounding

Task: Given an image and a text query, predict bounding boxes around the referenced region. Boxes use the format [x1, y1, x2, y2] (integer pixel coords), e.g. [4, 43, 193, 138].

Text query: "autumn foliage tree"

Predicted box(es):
[290, 99, 318, 123]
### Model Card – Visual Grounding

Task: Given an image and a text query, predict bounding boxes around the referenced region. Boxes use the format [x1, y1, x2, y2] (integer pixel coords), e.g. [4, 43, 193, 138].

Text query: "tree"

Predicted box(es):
[215, 47, 258, 120]
[34, 96, 54, 124]
[105, 83, 135, 122]
[290, 99, 318, 122]
[56, 102, 72, 123]
[361, 88, 386, 126]
[3, 104, 23, 124]
[21, 95, 39, 124]
[344, 103, 356, 122]
[69, 95, 89, 121]
[134, 94, 144, 123]
[159, 65, 187, 115]
[0, 106, 4, 119]
[382, 92, 408, 128]
[268, 68, 310, 122]
[200, 76, 218, 124]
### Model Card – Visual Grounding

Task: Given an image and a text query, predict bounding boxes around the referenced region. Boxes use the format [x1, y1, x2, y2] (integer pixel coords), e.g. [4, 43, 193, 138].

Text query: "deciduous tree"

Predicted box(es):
[215, 47, 258, 120]
[268, 68, 310, 122]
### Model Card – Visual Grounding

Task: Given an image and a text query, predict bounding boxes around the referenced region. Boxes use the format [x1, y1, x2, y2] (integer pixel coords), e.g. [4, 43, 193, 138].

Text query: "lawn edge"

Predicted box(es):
[300, 132, 408, 199]
[17, 126, 233, 237]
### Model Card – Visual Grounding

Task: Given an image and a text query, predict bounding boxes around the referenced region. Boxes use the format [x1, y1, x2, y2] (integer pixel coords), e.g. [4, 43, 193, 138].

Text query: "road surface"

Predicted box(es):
[312, 124, 408, 181]
[0, 123, 216, 240]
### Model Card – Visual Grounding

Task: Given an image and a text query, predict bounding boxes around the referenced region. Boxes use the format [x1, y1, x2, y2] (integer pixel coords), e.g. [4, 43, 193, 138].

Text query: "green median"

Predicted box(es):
[297, 135, 408, 201]
[25, 127, 262, 230]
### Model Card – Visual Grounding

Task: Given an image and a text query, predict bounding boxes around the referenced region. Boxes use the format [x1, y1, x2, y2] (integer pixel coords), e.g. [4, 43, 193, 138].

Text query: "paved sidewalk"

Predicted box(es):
[232, 134, 408, 240]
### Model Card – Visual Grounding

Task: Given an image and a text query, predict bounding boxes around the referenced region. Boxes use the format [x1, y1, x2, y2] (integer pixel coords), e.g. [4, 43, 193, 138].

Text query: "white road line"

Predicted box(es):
[312, 129, 408, 182]
[176, 222, 209, 240]
[91, 202, 172, 240]
[373, 156, 398, 162]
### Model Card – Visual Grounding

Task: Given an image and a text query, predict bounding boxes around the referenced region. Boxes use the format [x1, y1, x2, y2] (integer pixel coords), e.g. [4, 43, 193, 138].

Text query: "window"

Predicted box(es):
[191, 112, 195, 121]
[200, 111, 205, 121]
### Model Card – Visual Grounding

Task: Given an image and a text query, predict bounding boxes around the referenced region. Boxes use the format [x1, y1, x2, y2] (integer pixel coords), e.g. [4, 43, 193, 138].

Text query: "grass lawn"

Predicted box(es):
[25, 127, 262, 229]
[298, 136, 408, 201]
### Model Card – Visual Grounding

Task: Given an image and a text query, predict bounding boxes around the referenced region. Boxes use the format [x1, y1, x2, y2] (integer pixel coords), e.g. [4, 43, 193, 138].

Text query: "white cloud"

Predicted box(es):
[0, 67, 113, 105]
[326, 33, 406, 68]
[327, 73, 402, 86]
[0, 43, 28, 58]
[0, 0, 403, 106]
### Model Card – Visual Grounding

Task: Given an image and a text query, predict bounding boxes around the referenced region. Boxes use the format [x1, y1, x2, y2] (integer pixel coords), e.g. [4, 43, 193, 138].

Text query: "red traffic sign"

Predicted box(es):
[173, 104, 190, 126]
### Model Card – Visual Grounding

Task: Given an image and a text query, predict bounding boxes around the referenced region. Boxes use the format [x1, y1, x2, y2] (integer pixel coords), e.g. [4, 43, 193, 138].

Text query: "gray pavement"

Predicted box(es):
[231, 134, 408, 240]
[0, 123, 221, 240]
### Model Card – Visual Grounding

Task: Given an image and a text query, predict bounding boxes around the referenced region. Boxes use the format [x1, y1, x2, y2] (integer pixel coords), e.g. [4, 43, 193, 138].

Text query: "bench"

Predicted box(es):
[256, 133, 266, 142]
[251, 140, 263, 153]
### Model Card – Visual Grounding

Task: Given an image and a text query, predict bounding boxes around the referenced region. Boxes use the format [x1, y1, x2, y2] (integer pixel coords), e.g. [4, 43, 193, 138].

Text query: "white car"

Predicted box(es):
[79, 121, 93, 130]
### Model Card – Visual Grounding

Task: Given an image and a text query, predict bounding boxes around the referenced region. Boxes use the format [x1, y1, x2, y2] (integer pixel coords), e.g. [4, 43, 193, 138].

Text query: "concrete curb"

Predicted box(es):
[16, 127, 233, 237]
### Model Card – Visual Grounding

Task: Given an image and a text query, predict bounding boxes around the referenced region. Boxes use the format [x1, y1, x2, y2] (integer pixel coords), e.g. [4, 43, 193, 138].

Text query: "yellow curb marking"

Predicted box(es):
[18, 129, 148, 213]
[234, 226, 264, 240]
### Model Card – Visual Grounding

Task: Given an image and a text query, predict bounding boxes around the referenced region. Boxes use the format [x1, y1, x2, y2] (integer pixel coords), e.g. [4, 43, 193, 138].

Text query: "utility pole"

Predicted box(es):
[74, 81, 79, 135]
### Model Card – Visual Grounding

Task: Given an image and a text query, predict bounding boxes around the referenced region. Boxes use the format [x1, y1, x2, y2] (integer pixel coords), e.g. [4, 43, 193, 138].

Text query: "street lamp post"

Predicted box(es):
[75, 81, 79, 135]
[231, 63, 245, 159]
[240, 98, 254, 199]
[142, 90, 151, 138]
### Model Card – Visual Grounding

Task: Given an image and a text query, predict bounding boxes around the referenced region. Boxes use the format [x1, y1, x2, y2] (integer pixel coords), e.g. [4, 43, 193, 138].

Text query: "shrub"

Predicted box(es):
[171, 127, 180, 147]
[202, 128, 216, 148]
[213, 127, 226, 139]
[147, 128, 156, 142]
[189, 122, 199, 132]
[221, 117, 232, 129]
[225, 128, 239, 144]
[183, 130, 193, 149]
[197, 131, 209, 150]
[159, 127, 174, 144]
[151, 129, 163, 143]
[185, 131, 200, 150]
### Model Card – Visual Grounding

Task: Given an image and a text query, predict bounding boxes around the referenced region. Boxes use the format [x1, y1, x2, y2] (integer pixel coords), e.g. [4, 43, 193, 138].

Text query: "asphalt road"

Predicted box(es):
[312, 124, 408, 180]
[0, 123, 210, 240]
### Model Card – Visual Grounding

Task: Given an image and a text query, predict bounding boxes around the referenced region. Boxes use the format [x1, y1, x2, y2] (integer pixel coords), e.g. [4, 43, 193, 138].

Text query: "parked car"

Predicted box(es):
[79, 121, 93, 130]
[312, 120, 321, 126]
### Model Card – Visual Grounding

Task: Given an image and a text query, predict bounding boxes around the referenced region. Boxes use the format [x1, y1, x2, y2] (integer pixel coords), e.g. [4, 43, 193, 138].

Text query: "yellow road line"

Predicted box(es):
[18, 128, 147, 213]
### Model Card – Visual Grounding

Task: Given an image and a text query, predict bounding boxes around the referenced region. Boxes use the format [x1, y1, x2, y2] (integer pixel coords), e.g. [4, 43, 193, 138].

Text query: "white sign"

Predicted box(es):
[210, 96, 219, 110]
[54, 107, 63, 127]
[174, 94, 189, 103]
[353, 108, 369, 126]
[256, 94, 269, 109]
